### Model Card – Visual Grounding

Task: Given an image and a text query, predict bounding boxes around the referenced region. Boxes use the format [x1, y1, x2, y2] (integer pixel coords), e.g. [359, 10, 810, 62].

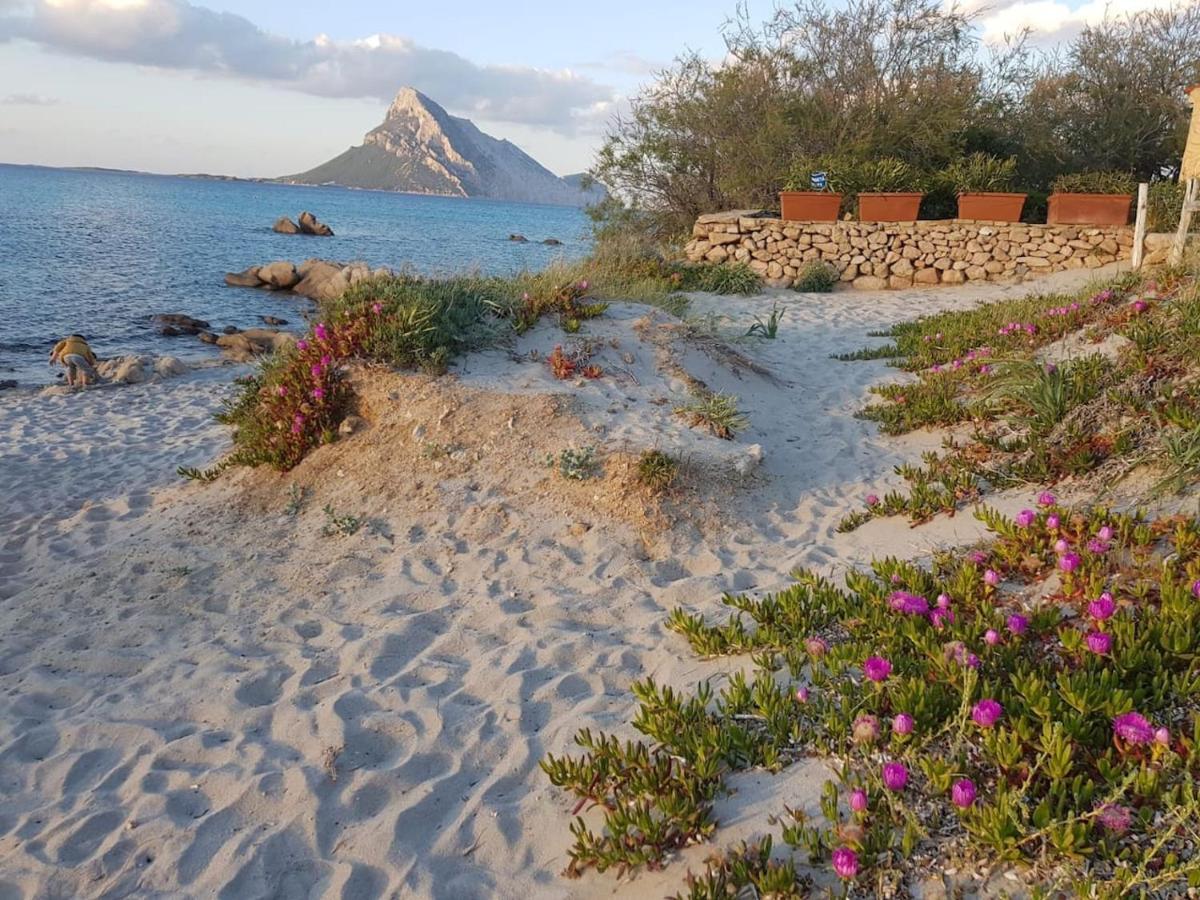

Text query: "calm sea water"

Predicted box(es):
[0, 164, 590, 384]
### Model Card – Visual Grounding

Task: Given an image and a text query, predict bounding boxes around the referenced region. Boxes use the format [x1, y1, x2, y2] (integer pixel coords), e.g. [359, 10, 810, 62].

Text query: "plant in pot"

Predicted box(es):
[947, 153, 1026, 222]
[780, 157, 842, 222]
[840, 158, 926, 221]
[1047, 171, 1136, 225]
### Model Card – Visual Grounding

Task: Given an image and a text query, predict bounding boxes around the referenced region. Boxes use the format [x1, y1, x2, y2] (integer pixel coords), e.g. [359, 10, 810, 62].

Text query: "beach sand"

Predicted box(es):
[0, 267, 1125, 899]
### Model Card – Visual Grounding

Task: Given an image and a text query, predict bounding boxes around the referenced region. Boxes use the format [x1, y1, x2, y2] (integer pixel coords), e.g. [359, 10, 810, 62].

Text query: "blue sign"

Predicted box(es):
[810, 171, 828, 190]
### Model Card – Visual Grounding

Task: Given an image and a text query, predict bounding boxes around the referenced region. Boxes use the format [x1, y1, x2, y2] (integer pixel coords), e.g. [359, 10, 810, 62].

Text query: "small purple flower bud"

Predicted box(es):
[1015, 509, 1035, 527]
[1037, 491, 1057, 507]
[849, 789, 868, 812]
[892, 713, 914, 736]
[951, 778, 976, 809]
[984, 569, 1000, 586]
[1054, 538, 1070, 555]
[1059, 552, 1081, 573]
[984, 629, 1000, 645]
[832, 847, 858, 879]
[1088, 593, 1115, 621]
[881, 761, 908, 791]
[1007, 614, 1029, 635]
[1155, 727, 1170, 746]
[972, 699, 1002, 728]
[1047, 514, 1060, 529]
[1086, 631, 1112, 655]
[795, 687, 809, 703]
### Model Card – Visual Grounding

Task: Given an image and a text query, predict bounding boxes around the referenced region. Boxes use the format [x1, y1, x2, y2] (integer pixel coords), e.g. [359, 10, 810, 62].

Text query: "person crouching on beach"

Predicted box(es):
[50, 334, 101, 387]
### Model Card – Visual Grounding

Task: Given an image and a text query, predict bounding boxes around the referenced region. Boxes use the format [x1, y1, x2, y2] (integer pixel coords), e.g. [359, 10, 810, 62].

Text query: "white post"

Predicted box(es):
[1169, 178, 1198, 267]
[1132, 182, 1148, 269]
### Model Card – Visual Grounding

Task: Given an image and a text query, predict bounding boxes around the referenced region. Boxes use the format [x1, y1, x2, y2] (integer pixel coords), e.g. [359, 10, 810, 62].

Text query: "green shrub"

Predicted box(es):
[1051, 170, 1136, 195]
[636, 449, 680, 492]
[1147, 181, 1200, 233]
[676, 262, 763, 296]
[793, 261, 839, 293]
[943, 153, 1018, 194]
[835, 157, 926, 196]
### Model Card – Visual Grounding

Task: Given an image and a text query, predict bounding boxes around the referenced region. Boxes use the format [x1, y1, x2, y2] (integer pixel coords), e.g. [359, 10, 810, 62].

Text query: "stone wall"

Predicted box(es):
[685, 211, 1134, 289]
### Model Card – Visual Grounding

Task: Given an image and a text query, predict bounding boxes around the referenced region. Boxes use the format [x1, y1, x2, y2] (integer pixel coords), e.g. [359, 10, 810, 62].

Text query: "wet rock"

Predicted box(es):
[298, 211, 334, 236]
[272, 216, 300, 234]
[259, 315, 289, 326]
[224, 267, 262, 288]
[508, 233, 529, 242]
[197, 331, 218, 345]
[257, 261, 301, 290]
[0, 379, 17, 391]
[222, 326, 240, 335]
[154, 357, 187, 378]
[543, 237, 562, 245]
[152, 314, 211, 335]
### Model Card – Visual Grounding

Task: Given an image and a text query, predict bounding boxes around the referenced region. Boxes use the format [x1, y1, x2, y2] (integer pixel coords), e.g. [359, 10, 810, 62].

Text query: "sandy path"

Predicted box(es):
[0, 268, 1121, 899]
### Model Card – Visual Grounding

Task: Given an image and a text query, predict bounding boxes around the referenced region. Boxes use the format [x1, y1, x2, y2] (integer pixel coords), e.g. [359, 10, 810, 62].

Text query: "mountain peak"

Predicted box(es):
[280, 89, 606, 207]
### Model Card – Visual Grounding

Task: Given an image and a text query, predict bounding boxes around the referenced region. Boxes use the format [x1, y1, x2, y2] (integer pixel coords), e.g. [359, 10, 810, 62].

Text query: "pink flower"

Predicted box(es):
[311, 364, 323, 379]
[1087, 538, 1110, 555]
[929, 609, 954, 630]
[831, 847, 858, 879]
[984, 629, 1000, 645]
[1132, 299, 1148, 313]
[966, 653, 980, 669]
[866, 494, 880, 507]
[1096, 803, 1133, 835]
[805, 637, 828, 658]
[849, 788, 868, 813]
[1059, 552, 1081, 573]
[1192, 579, 1200, 599]
[1038, 491, 1057, 507]
[1086, 631, 1112, 655]
[314, 323, 329, 342]
[1113, 712, 1155, 745]
[321, 354, 332, 367]
[1015, 509, 1036, 527]
[863, 656, 892, 682]
[1155, 727, 1170, 746]
[1007, 614, 1029, 635]
[1088, 594, 1115, 620]
[311, 387, 325, 401]
[795, 687, 809, 703]
[951, 778, 976, 809]
[1098, 525, 1114, 541]
[972, 699, 1002, 728]
[1047, 514, 1061, 530]
[1054, 538, 1070, 555]
[881, 761, 908, 791]
[275, 385, 287, 397]
[984, 569, 1000, 586]
[889, 591, 929, 615]
[892, 713, 914, 736]
[936, 593, 951, 609]
[968, 550, 989, 565]
[296, 339, 309, 351]
[852, 715, 881, 744]
[371, 302, 382, 314]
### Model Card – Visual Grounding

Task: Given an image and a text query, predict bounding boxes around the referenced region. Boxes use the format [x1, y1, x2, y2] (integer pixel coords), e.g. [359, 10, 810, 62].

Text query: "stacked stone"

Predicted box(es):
[685, 211, 1134, 289]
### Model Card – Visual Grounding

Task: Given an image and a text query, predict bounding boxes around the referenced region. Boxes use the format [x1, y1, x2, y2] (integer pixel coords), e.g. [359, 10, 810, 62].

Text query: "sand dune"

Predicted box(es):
[0, 267, 1124, 899]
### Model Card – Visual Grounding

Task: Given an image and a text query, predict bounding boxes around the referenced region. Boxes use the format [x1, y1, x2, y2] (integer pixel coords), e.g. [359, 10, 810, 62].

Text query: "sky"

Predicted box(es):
[0, 0, 1189, 178]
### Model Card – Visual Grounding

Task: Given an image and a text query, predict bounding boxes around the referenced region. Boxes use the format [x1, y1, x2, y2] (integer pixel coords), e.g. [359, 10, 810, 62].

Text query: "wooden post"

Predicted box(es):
[1169, 178, 1198, 267]
[1132, 182, 1148, 269]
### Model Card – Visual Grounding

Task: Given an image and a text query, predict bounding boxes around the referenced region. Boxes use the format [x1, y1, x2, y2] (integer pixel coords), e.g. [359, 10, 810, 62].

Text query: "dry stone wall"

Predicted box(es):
[685, 211, 1134, 289]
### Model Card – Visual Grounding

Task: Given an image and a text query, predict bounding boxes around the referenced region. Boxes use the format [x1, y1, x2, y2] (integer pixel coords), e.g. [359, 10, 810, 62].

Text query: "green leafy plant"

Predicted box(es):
[792, 261, 839, 293]
[177, 462, 227, 483]
[837, 157, 926, 196]
[745, 303, 785, 338]
[321, 504, 362, 537]
[944, 153, 1018, 194]
[285, 482, 306, 516]
[548, 446, 601, 480]
[1051, 171, 1136, 195]
[675, 393, 748, 439]
[636, 449, 680, 493]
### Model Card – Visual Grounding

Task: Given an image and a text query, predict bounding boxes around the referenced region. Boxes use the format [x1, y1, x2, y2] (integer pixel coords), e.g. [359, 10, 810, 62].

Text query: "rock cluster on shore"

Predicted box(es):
[685, 212, 1135, 288]
[224, 259, 392, 302]
[273, 211, 334, 236]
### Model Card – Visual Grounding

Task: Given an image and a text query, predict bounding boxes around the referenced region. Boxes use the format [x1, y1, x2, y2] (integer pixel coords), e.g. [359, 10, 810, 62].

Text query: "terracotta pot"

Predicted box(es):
[780, 191, 842, 222]
[1046, 193, 1133, 226]
[858, 192, 924, 222]
[957, 192, 1027, 222]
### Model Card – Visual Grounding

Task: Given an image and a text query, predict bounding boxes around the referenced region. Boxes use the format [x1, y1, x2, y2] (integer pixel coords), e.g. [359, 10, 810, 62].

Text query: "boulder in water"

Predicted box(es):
[273, 216, 300, 234]
[257, 261, 300, 290]
[293, 260, 348, 302]
[152, 313, 210, 335]
[225, 267, 262, 288]
[260, 315, 289, 326]
[154, 357, 187, 378]
[508, 233, 528, 243]
[298, 211, 334, 236]
[543, 237, 562, 245]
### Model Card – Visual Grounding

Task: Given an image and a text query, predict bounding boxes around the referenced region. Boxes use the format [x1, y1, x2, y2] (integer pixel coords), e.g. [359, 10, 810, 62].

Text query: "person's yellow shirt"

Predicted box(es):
[53, 337, 97, 365]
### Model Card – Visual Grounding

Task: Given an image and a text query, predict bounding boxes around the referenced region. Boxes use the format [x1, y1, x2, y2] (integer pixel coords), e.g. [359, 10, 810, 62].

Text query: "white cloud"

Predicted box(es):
[975, 0, 1200, 42]
[2, 91, 58, 104]
[0, 0, 615, 132]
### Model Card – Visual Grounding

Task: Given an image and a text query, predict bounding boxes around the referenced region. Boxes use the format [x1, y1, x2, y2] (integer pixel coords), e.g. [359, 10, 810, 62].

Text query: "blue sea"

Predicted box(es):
[0, 164, 591, 384]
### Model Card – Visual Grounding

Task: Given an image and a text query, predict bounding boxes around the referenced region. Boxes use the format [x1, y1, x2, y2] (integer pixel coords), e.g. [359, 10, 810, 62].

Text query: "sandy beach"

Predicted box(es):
[0, 267, 1127, 899]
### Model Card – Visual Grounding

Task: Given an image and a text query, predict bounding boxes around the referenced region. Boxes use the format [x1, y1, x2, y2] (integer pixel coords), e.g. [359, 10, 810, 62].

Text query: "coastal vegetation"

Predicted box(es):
[592, 0, 1200, 238]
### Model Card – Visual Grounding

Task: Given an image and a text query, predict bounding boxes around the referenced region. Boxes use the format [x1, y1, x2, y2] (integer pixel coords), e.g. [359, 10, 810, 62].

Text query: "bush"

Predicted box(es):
[793, 261, 839, 293]
[673, 262, 763, 296]
[1051, 170, 1137, 195]
[1147, 181, 1200, 233]
[943, 153, 1019, 194]
[834, 157, 926, 197]
[636, 449, 680, 493]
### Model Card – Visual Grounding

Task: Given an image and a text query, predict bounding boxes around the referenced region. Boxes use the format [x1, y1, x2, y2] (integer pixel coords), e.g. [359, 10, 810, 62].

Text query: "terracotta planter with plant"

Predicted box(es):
[779, 190, 843, 222]
[947, 153, 1026, 222]
[1046, 171, 1135, 225]
[839, 157, 925, 221]
[779, 160, 843, 221]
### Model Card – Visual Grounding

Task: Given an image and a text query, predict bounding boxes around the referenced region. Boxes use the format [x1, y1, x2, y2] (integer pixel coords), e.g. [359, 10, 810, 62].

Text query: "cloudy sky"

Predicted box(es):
[0, 0, 1187, 177]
